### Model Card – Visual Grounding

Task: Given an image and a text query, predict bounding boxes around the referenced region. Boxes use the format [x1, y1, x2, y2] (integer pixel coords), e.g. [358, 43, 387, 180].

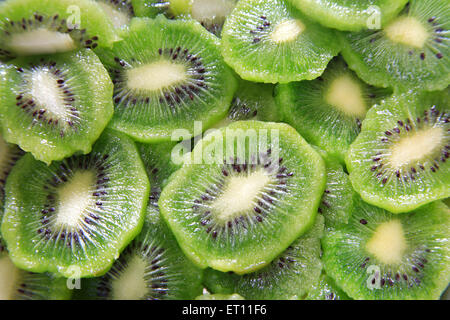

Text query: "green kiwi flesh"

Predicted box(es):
[276, 57, 391, 163]
[340, 0, 450, 91]
[0, 49, 114, 164]
[322, 198, 450, 300]
[132, 0, 192, 18]
[202, 215, 324, 300]
[97, 16, 237, 143]
[0, 0, 119, 59]
[1, 129, 150, 278]
[346, 90, 449, 213]
[221, 0, 341, 83]
[305, 273, 351, 300]
[159, 120, 326, 274]
[73, 209, 203, 300]
[289, 0, 409, 31]
[318, 152, 355, 229]
[211, 78, 280, 129]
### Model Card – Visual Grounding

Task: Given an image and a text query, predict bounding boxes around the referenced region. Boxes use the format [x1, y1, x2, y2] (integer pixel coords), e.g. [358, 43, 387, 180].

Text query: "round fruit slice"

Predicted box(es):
[159, 120, 326, 274]
[202, 215, 324, 299]
[340, 0, 450, 91]
[1, 129, 150, 278]
[97, 16, 237, 143]
[221, 0, 341, 83]
[305, 273, 351, 300]
[322, 198, 450, 300]
[0, 0, 119, 59]
[0, 49, 114, 164]
[0, 251, 71, 300]
[276, 57, 391, 162]
[73, 209, 203, 300]
[346, 90, 449, 213]
[289, 0, 409, 31]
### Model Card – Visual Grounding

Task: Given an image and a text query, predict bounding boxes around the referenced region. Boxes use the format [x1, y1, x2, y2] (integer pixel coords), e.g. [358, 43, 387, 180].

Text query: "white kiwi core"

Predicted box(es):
[191, 0, 235, 23]
[366, 220, 407, 265]
[55, 171, 96, 228]
[270, 19, 305, 43]
[127, 61, 187, 92]
[8, 28, 77, 55]
[31, 69, 70, 121]
[97, 2, 131, 29]
[111, 255, 148, 300]
[389, 127, 444, 169]
[211, 169, 272, 222]
[385, 16, 429, 48]
[0, 255, 21, 300]
[325, 74, 367, 117]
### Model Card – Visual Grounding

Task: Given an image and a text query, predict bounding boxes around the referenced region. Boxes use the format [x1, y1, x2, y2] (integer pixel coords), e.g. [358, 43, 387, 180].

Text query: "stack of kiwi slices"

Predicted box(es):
[0, 0, 448, 301]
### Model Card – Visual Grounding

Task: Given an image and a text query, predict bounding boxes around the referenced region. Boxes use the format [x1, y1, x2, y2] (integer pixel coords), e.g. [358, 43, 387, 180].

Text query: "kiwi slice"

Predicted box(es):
[275, 57, 392, 163]
[346, 89, 449, 213]
[322, 198, 450, 300]
[73, 209, 203, 300]
[159, 120, 326, 274]
[0, 49, 114, 164]
[97, 16, 237, 143]
[1, 129, 150, 278]
[195, 292, 245, 300]
[340, 0, 450, 91]
[95, 0, 135, 31]
[211, 79, 280, 129]
[221, 0, 341, 83]
[202, 215, 324, 300]
[318, 153, 355, 229]
[305, 273, 351, 300]
[0, 251, 71, 300]
[0, 0, 119, 59]
[289, 0, 409, 31]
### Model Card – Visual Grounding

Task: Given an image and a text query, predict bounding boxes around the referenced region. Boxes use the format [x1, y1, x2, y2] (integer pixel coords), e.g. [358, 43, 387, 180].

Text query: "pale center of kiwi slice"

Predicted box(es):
[211, 169, 272, 222]
[325, 74, 367, 117]
[270, 19, 305, 44]
[7, 28, 77, 55]
[126, 60, 187, 92]
[30, 69, 72, 122]
[97, 2, 131, 29]
[366, 220, 407, 265]
[0, 256, 21, 300]
[54, 171, 96, 228]
[191, 0, 235, 23]
[111, 255, 148, 300]
[385, 16, 429, 48]
[388, 127, 444, 169]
